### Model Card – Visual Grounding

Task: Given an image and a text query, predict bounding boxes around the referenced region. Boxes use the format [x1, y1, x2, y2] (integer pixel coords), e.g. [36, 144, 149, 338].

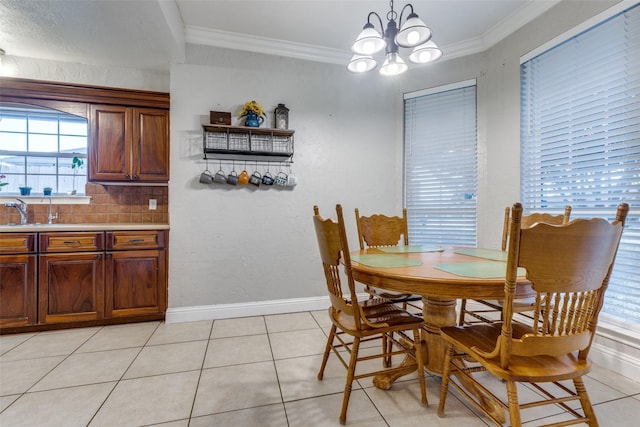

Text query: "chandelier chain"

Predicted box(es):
[387, 0, 397, 22]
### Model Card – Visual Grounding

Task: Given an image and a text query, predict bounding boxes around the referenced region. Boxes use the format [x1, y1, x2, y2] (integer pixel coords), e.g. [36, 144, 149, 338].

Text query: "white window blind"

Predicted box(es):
[404, 83, 477, 246]
[521, 4, 640, 323]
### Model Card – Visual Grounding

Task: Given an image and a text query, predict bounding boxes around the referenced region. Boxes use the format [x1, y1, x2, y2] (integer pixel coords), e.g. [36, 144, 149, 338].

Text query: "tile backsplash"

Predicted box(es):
[0, 183, 168, 225]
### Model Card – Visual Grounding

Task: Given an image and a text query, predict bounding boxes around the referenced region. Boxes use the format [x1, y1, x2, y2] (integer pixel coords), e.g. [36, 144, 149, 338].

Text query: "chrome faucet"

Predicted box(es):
[4, 198, 29, 224]
[42, 196, 58, 224]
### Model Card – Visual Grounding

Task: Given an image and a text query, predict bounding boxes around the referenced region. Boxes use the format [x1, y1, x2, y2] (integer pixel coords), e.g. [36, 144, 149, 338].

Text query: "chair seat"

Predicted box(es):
[331, 302, 424, 336]
[441, 323, 592, 382]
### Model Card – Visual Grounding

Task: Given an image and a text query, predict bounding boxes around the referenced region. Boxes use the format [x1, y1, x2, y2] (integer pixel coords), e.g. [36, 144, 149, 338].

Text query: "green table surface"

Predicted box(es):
[454, 248, 507, 262]
[351, 254, 423, 268]
[435, 261, 525, 278]
[378, 245, 443, 254]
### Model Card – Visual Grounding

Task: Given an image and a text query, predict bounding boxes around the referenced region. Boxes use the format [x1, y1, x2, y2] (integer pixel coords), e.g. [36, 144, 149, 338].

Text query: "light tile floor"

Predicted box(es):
[1, 311, 639, 426]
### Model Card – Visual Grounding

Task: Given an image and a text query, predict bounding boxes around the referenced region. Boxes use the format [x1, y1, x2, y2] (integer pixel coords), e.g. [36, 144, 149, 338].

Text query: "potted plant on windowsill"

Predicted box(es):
[71, 156, 84, 195]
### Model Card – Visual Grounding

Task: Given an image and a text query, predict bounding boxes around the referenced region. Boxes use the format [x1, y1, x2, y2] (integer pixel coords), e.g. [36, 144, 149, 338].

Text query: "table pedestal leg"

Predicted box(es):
[372, 297, 456, 389]
[422, 297, 458, 374]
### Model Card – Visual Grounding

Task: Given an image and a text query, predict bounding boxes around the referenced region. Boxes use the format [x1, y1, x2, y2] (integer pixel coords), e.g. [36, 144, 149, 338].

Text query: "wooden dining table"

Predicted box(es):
[349, 246, 533, 380]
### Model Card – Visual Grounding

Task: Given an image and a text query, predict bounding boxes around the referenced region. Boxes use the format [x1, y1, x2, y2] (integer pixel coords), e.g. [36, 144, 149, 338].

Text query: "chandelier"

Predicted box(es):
[348, 0, 443, 76]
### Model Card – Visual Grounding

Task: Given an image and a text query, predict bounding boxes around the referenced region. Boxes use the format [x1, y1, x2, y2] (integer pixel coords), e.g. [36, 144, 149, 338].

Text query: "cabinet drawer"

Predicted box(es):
[40, 232, 104, 253]
[0, 233, 36, 254]
[106, 230, 165, 250]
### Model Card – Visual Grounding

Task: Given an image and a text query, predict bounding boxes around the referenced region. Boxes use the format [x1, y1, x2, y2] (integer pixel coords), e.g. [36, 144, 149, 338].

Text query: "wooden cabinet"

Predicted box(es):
[38, 232, 104, 324]
[0, 233, 37, 327]
[89, 105, 169, 182]
[105, 231, 167, 318]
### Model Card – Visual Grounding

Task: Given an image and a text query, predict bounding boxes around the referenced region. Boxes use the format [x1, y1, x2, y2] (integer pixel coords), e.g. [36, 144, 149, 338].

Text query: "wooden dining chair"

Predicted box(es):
[458, 205, 572, 326]
[438, 202, 628, 427]
[354, 208, 422, 312]
[313, 205, 427, 424]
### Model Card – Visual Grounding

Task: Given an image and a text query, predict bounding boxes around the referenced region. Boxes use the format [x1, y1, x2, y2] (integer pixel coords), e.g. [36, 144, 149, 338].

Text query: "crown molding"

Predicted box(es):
[185, 26, 350, 65]
[482, 0, 562, 49]
[184, 1, 562, 66]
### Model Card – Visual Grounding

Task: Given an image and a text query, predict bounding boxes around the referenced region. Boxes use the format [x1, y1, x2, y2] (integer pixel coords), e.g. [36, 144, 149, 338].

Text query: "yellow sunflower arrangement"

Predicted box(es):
[239, 100, 265, 117]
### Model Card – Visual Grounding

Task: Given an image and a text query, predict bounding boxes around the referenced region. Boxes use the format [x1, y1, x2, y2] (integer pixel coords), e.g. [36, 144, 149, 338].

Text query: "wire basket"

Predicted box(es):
[228, 130, 250, 151]
[205, 130, 228, 150]
[272, 135, 293, 154]
[250, 134, 273, 153]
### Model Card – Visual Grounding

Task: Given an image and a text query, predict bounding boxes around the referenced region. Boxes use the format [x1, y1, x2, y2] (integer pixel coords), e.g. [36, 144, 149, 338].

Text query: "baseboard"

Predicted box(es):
[589, 341, 640, 383]
[165, 295, 333, 323]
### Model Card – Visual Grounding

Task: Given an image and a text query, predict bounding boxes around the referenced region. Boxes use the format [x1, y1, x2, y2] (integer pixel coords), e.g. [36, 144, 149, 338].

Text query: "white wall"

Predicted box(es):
[2, 55, 169, 91]
[168, 45, 403, 309]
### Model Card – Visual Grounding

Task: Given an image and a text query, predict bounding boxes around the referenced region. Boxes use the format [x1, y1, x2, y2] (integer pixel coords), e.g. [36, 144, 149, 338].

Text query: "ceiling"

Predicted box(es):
[0, 0, 561, 72]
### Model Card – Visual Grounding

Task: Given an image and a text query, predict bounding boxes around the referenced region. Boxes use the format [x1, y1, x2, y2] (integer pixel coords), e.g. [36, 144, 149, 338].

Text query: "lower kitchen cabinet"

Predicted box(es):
[0, 233, 37, 328]
[38, 231, 105, 324]
[0, 254, 37, 327]
[38, 252, 105, 324]
[106, 249, 166, 317]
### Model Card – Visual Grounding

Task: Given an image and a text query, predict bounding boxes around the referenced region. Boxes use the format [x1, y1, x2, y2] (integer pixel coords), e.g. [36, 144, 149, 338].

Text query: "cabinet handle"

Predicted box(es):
[128, 239, 144, 244]
[63, 240, 81, 245]
[125, 174, 130, 179]
[97, 254, 102, 260]
[133, 175, 139, 180]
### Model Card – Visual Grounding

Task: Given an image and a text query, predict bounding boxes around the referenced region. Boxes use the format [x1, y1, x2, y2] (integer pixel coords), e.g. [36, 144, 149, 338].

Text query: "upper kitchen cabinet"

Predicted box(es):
[90, 105, 170, 183]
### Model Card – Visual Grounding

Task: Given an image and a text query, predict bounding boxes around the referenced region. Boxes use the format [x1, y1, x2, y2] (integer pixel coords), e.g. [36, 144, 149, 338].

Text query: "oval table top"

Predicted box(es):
[349, 246, 534, 300]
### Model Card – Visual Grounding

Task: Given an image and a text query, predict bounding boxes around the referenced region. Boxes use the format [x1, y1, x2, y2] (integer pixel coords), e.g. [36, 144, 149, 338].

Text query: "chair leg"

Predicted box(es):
[458, 299, 467, 325]
[437, 343, 455, 416]
[318, 324, 336, 380]
[413, 328, 428, 406]
[339, 336, 361, 425]
[383, 332, 393, 367]
[574, 377, 599, 426]
[506, 380, 521, 427]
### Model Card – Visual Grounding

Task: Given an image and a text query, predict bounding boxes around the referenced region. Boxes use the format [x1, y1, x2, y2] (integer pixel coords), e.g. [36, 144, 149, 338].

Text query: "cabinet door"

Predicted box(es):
[133, 108, 170, 182]
[39, 253, 104, 323]
[105, 249, 166, 318]
[89, 104, 133, 181]
[0, 254, 37, 327]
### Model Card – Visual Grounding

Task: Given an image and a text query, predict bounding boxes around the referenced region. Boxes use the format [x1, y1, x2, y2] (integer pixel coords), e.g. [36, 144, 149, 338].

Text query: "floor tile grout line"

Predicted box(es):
[264, 314, 292, 426]
[186, 317, 217, 424]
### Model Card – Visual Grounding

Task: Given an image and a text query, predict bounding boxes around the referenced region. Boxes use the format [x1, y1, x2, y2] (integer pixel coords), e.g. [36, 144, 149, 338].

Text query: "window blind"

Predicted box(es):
[404, 83, 478, 246]
[521, 4, 640, 323]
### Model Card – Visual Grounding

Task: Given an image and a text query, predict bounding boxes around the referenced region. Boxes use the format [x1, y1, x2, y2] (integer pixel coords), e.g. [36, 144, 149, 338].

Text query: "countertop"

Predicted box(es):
[0, 223, 170, 233]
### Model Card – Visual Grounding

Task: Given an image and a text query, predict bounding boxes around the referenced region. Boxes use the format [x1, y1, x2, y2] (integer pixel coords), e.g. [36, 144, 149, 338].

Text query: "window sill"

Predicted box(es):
[0, 195, 91, 205]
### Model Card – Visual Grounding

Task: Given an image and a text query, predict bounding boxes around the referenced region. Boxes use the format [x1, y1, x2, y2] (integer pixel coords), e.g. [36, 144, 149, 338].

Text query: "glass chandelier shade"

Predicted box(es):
[347, 54, 377, 73]
[351, 23, 386, 55]
[347, 1, 442, 75]
[408, 40, 443, 64]
[395, 14, 431, 47]
[379, 52, 408, 76]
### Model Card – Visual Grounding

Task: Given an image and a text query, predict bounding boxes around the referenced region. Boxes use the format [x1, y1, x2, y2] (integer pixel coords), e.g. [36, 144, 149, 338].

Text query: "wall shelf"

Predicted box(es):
[203, 124, 294, 162]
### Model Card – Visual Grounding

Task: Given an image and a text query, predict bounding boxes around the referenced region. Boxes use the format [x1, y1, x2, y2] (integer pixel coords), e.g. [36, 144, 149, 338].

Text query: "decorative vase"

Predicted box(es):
[244, 111, 264, 127]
